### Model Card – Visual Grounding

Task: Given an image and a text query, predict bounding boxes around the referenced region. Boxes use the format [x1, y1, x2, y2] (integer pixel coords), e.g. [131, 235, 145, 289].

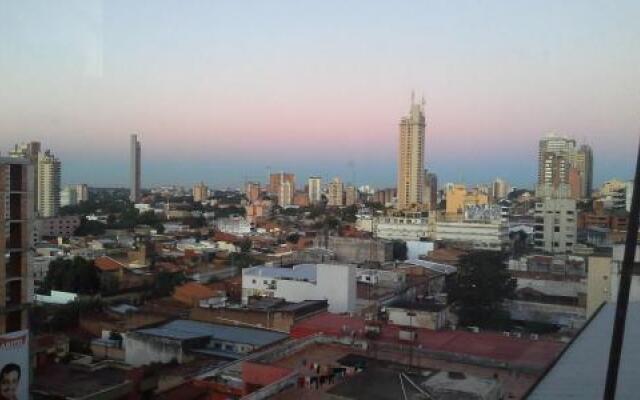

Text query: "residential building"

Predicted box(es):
[130, 134, 141, 202]
[269, 172, 295, 206]
[435, 220, 509, 250]
[292, 191, 309, 207]
[386, 300, 449, 330]
[492, 177, 509, 201]
[344, 185, 358, 206]
[445, 184, 489, 215]
[534, 196, 577, 254]
[374, 212, 432, 241]
[308, 176, 322, 204]
[373, 188, 396, 207]
[575, 144, 594, 198]
[397, 93, 426, 210]
[242, 263, 356, 313]
[1, 157, 34, 333]
[35, 215, 81, 240]
[37, 150, 61, 217]
[313, 236, 393, 264]
[538, 134, 576, 190]
[245, 199, 273, 222]
[327, 177, 344, 207]
[424, 170, 438, 210]
[9, 141, 40, 212]
[244, 181, 261, 203]
[75, 183, 89, 202]
[60, 185, 77, 207]
[193, 181, 208, 202]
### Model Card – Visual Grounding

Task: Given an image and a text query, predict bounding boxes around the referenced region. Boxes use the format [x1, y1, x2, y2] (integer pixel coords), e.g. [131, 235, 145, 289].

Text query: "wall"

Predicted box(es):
[124, 334, 184, 366]
[586, 256, 611, 318]
[503, 299, 585, 328]
[387, 307, 446, 330]
[190, 307, 294, 332]
[314, 236, 393, 264]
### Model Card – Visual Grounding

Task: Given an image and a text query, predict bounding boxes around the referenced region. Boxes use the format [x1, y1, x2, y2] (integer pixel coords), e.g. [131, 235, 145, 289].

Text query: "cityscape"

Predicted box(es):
[1, 1, 639, 400]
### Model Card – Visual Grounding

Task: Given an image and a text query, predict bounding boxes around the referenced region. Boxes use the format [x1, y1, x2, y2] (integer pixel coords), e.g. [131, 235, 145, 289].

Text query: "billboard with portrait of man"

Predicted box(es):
[0, 330, 29, 400]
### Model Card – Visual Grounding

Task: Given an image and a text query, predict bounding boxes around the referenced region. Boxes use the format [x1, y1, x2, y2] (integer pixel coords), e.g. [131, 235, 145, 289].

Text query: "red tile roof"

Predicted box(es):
[94, 256, 125, 272]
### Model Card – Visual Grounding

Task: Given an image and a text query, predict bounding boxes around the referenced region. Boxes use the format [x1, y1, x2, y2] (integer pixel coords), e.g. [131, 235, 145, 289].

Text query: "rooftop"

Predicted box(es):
[134, 319, 288, 347]
[243, 263, 318, 282]
[32, 364, 129, 399]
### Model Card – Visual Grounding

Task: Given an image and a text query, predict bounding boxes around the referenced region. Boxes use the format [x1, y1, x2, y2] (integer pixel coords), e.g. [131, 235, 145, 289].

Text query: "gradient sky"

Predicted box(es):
[1, 0, 639, 189]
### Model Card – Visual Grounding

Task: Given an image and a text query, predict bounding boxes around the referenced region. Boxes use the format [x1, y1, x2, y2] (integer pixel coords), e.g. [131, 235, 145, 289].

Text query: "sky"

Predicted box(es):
[0, 0, 639, 189]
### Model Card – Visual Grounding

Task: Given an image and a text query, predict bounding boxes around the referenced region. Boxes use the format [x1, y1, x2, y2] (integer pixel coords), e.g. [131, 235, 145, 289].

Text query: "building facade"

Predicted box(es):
[245, 181, 261, 203]
[130, 134, 141, 202]
[308, 176, 322, 205]
[0, 158, 34, 334]
[397, 94, 426, 210]
[327, 177, 344, 207]
[193, 182, 208, 202]
[534, 197, 578, 254]
[37, 150, 61, 217]
[344, 185, 358, 206]
[269, 172, 295, 207]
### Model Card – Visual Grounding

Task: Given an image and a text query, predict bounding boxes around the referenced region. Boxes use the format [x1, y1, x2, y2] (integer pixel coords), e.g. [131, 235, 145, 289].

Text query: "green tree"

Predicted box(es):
[153, 271, 186, 297]
[74, 218, 106, 236]
[448, 251, 516, 326]
[43, 257, 101, 295]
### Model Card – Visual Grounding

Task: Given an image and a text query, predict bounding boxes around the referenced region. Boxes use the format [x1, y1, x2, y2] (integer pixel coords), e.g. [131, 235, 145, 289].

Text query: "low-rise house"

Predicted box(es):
[173, 282, 227, 308]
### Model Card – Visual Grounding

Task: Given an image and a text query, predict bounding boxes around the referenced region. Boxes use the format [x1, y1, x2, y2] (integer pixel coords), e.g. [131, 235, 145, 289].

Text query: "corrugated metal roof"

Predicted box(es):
[529, 302, 640, 399]
[135, 319, 288, 346]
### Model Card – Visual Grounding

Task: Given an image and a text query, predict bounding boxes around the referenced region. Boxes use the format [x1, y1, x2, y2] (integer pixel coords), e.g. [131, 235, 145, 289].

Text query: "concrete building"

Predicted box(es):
[192, 182, 208, 202]
[308, 176, 322, 205]
[242, 264, 356, 313]
[423, 170, 438, 210]
[244, 181, 261, 203]
[534, 196, 577, 254]
[374, 212, 431, 241]
[445, 184, 489, 215]
[9, 141, 40, 212]
[124, 319, 288, 366]
[344, 185, 358, 206]
[492, 177, 509, 201]
[269, 172, 295, 206]
[129, 134, 141, 202]
[37, 150, 61, 217]
[327, 177, 344, 207]
[435, 220, 509, 250]
[575, 144, 593, 198]
[76, 183, 89, 202]
[35, 215, 81, 240]
[60, 185, 77, 207]
[397, 93, 426, 210]
[386, 301, 448, 330]
[537, 135, 593, 199]
[313, 236, 393, 264]
[0, 157, 34, 334]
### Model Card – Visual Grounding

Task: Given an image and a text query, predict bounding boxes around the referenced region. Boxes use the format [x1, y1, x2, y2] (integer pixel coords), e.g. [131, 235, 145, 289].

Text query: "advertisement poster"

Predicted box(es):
[0, 330, 28, 400]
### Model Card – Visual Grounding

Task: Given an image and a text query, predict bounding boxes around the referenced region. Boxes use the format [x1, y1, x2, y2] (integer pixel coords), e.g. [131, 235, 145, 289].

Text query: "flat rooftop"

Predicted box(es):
[135, 319, 288, 347]
[243, 264, 318, 282]
[32, 364, 129, 399]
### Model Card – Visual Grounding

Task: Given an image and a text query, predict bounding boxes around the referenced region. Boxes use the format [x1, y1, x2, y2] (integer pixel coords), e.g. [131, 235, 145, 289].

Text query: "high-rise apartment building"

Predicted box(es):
[37, 150, 61, 217]
[269, 172, 295, 207]
[537, 135, 592, 199]
[130, 134, 141, 203]
[308, 176, 322, 205]
[327, 177, 344, 207]
[424, 170, 438, 211]
[492, 178, 509, 201]
[397, 94, 426, 210]
[10, 141, 41, 211]
[1, 157, 34, 333]
[245, 181, 261, 203]
[344, 186, 358, 206]
[193, 182, 208, 203]
[76, 183, 89, 203]
[60, 186, 78, 207]
[575, 144, 593, 198]
[534, 195, 577, 254]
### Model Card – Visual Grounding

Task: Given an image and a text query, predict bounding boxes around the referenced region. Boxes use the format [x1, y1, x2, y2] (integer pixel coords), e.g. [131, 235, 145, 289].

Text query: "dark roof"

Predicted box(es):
[32, 364, 128, 399]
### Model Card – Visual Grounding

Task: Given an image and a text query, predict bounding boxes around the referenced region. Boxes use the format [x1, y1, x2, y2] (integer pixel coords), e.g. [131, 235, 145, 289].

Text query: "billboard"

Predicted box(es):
[0, 330, 29, 400]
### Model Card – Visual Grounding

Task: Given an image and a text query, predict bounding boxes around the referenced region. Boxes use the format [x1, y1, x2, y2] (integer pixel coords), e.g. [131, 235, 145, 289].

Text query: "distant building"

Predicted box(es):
[435, 220, 508, 250]
[314, 236, 393, 264]
[492, 177, 509, 201]
[75, 183, 89, 202]
[397, 93, 426, 210]
[1, 157, 34, 333]
[292, 191, 309, 207]
[193, 182, 208, 202]
[242, 264, 356, 313]
[35, 216, 81, 240]
[537, 134, 592, 199]
[374, 212, 431, 241]
[308, 176, 322, 204]
[344, 185, 358, 206]
[424, 170, 438, 210]
[130, 134, 141, 202]
[373, 188, 396, 207]
[60, 185, 77, 207]
[445, 184, 489, 215]
[9, 141, 40, 212]
[327, 177, 344, 207]
[534, 196, 577, 254]
[37, 150, 61, 217]
[269, 172, 295, 206]
[244, 181, 261, 203]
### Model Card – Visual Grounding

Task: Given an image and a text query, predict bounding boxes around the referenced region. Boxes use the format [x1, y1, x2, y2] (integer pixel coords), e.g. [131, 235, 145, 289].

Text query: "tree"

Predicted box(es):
[153, 271, 186, 297]
[392, 240, 408, 261]
[74, 218, 106, 236]
[448, 251, 516, 326]
[43, 257, 101, 295]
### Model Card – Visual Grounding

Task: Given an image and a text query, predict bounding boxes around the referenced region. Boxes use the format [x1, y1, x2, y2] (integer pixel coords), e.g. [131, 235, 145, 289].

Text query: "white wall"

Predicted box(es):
[124, 334, 183, 366]
[406, 241, 434, 260]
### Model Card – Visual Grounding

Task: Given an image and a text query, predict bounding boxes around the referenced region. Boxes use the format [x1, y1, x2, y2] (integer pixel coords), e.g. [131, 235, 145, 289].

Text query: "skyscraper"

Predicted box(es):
[245, 181, 261, 203]
[308, 176, 322, 205]
[492, 177, 509, 201]
[575, 144, 593, 198]
[75, 183, 89, 203]
[193, 182, 208, 203]
[269, 172, 295, 207]
[397, 93, 426, 210]
[327, 177, 344, 207]
[130, 134, 141, 203]
[37, 150, 61, 217]
[344, 185, 358, 206]
[9, 141, 40, 211]
[1, 157, 34, 333]
[424, 170, 438, 210]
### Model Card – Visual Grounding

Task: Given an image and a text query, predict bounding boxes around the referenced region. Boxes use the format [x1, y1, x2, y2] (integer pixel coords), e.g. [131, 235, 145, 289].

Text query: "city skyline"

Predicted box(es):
[1, 1, 639, 187]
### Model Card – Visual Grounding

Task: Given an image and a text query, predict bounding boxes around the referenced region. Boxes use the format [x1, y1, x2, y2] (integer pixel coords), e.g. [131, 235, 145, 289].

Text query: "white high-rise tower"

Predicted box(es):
[130, 134, 141, 202]
[397, 93, 426, 210]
